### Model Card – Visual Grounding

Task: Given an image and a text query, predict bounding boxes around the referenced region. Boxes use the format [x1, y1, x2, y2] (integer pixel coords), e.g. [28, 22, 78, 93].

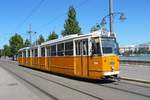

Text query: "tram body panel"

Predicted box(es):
[88, 56, 103, 79]
[32, 57, 39, 69]
[101, 55, 120, 78]
[18, 56, 119, 79]
[38, 57, 46, 70]
[18, 57, 23, 65]
[47, 56, 75, 76]
[26, 57, 31, 67]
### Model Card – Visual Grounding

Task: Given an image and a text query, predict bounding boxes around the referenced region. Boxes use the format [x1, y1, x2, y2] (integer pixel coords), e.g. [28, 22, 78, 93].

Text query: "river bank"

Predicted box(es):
[120, 55, 150, 65]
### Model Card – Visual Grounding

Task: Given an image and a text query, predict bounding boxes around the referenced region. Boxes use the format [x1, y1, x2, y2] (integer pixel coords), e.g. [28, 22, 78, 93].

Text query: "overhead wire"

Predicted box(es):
[14, 0, 45, 32]
[36, 0, 89, 33]
[14, 0, 89, 41]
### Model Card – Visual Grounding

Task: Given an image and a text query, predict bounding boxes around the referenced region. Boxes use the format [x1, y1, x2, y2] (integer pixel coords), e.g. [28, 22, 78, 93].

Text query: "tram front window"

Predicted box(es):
[101, 38, 119, 54]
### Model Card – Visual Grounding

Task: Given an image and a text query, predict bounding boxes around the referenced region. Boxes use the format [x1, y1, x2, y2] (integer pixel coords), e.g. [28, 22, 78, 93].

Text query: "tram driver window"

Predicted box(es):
[91, 38, 101, 55]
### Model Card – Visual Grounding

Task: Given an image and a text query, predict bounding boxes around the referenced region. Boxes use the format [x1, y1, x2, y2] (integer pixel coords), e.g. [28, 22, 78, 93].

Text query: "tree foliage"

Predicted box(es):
[3, 45, 11, 57]
[24, 39, 30, 47]
[37, 34, 45, 45]
[0, 49, 3, 57]
[62, 6, 81, 36]
[90, 23, 101, 32]
[9, 33, 24, 57]
[47, 31, 58, 41]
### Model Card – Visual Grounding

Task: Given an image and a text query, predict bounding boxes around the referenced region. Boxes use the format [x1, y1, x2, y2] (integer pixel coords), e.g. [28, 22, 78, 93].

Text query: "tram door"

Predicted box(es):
[75, 39, 89, 77]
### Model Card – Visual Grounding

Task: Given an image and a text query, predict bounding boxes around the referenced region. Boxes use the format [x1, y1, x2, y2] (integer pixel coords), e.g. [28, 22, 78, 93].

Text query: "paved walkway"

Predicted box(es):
[120, 64, 150, 82]
[0, 67, 41, 100]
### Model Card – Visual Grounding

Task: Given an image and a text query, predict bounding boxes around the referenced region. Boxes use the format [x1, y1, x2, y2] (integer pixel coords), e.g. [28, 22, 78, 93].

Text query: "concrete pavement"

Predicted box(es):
[0, 67, 42, 100]
[120, 64, 150, 82]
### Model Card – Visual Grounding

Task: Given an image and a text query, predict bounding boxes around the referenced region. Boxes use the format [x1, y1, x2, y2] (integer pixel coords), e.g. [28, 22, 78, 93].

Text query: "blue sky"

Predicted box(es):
[0, 0, 150, 48]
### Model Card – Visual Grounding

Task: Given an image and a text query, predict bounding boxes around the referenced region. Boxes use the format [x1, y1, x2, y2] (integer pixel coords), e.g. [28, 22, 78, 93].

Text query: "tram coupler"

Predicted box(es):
[102, 75, 120, 82]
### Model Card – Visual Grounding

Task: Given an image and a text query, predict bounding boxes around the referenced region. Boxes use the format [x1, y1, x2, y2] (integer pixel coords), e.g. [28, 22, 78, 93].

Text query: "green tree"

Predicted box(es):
[90, 23, 101, 32]
[37, 34, 45, 45]
[9, 33, 24, 60]
[24, 39, 30, 47]
[0, 49, 3, 57]
[62, 6, 81, 36]
[3, 45, 11, 57]
[47, 31, 58, 41]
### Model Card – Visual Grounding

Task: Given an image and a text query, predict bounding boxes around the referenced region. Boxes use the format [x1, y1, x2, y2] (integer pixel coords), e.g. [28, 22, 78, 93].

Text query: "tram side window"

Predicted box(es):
[57, 43, 64, 56]
[47, 46, 51, 56]
[82, 40, 88, 55]
[32, 50, 33, 57]
[65, 41, 73, 55]
[23, 51, 26, 58]
[41, 47, 45, 57]
[28, 50, 30, 57]
[76, 41, 81, 55]
[51, 45, 56, 56]
[35, 49, 38, 57]
[75, 40, 88, 55]
[18, 52, 22, 58]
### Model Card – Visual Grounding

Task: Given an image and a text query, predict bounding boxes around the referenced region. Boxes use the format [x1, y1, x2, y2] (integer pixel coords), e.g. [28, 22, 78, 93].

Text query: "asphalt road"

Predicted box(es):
[0, 60, 150, 100]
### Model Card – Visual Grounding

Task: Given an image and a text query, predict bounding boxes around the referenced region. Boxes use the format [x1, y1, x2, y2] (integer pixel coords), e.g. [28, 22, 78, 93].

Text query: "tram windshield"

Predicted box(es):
[101, 38, 119, 54]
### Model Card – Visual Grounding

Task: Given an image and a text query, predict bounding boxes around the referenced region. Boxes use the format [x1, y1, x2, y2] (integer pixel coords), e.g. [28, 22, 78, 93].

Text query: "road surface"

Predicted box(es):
[0, 60, 150, 100]
[120, 64, 150, 81]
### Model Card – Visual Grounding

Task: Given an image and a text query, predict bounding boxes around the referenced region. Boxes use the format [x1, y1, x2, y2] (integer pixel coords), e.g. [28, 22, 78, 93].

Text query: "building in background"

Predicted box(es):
[119, 45, 135, 54]
[120, 42, 150, 55]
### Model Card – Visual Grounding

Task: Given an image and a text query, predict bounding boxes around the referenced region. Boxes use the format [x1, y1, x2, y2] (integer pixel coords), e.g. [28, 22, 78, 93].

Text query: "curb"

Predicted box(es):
[120, 77, 150, 84]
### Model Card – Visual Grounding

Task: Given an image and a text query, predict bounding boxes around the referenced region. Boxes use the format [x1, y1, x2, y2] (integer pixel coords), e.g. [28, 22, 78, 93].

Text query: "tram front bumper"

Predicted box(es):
[103, 71, 119, 76]
[101, 71, 120, 80]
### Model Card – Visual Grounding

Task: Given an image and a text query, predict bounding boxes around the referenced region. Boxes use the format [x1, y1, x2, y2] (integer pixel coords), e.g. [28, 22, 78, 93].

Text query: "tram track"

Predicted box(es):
[97, 83, 150, 98]
[22, 68, 150, 99]
[1, 64, 59, 100]
[117, 80, 150, 89]
[120, 77, 150, 84]
[1, 60, 150, 100]
[0, 61, 103, 100]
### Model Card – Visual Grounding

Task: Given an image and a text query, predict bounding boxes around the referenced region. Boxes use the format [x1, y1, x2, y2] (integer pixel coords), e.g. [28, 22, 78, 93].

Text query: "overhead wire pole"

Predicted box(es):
[28, 24, 32, 46]
[109, 0, 113, 34]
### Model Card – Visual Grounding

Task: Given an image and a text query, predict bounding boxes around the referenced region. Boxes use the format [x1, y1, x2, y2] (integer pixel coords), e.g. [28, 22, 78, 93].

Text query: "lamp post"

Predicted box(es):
[101, 0, 126, 34]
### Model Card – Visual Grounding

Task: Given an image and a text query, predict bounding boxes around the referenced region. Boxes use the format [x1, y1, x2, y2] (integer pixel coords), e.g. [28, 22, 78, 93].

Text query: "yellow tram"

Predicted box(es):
[18, 30, 120, 80]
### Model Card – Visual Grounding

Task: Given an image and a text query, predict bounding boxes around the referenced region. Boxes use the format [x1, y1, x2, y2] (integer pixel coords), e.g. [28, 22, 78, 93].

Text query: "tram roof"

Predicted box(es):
[18, 45, 39, 51]
[19, 30, 115, 51]
[41, 30, 115, 46]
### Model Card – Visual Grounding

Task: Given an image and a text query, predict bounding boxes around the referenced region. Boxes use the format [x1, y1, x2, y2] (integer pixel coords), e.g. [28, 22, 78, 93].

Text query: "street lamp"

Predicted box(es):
[101, 12, 126, 25]
[101, 0, 126, 34]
